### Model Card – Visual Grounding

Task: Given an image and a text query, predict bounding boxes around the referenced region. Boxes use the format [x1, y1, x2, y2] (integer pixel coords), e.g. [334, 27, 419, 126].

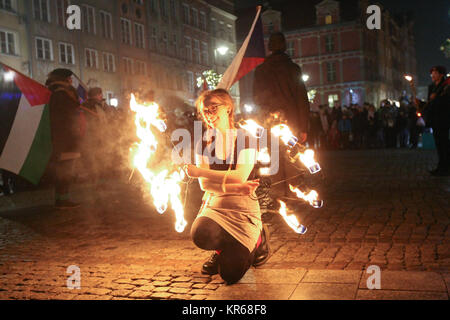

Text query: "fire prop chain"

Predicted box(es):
[238, 120, 324, 234]
[129, 94, 187, 233]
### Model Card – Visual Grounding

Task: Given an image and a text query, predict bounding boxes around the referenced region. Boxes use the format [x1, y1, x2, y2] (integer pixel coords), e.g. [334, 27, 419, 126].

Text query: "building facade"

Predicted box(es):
[0, 0, 237, 109]
[259, 0, 417, 109]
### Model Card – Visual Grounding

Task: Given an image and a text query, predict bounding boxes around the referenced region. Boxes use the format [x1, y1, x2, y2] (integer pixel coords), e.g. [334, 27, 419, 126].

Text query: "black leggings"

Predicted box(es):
[191, 217, 255, 285]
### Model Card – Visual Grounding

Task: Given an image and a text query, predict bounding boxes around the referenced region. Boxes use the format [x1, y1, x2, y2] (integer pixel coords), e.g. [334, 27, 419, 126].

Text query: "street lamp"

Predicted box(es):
[302, 74, 310, 82]
[404, 75, 413, 82]
[216, 46, 229, 56]
[3, 71, 14, 82]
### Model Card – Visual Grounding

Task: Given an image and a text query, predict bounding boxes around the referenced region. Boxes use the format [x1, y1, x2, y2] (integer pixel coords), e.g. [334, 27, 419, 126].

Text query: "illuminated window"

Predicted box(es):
[325, 15, 332, 25]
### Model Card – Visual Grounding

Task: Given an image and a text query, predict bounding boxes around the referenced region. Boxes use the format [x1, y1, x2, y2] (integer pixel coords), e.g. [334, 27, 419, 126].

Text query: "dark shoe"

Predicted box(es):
[55, 200, 81, 210]
[201, 252, 220, 275]
[253, 224, 271, 267]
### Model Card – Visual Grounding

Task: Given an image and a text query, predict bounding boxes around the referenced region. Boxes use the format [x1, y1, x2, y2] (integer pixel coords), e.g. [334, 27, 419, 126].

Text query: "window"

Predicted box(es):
[267, 21, 274, 34]
[103, 52, 116, 72]
[81, 5, 96, 34]
[160, 0, 167, 17]
[135, 60, 147, 76]
[287, 40, 295, 57]
[227, 24, 233, 42]
[201, 42, 208, 65]
[100, 11, 113, 39]
[184, 36, 191, 61]
[85, 48, 99, 68]
[135, 23, 145, 48]
[121, 18, 132, 45]
[192, 8, 198, 28]
[0, 29, 16, 55]
[193, 39, 200, 64]
[35, 37, 52, 60]
[0, 0, 14, 12]
[161, 31, 168, 54]
[149, 0, 157, 14]
[33, 0, 50, 22]
[149, 27, 157, 51]
[172, 34, 178, 56]
[59, 42, 74, 64]
[200, 12, 206, 31]
[170, 0, 176, 19]
[325, 34, 334, 53]
[176, 73, 183, 91]
[326, 62, 336, 82]
[123, 57, 133, 74]
[328, 94, 339, 108]
[325, 15, 332, 25]
[182, 3, 189, 24]
[211, 18, 216, 36]
[56, 0, 69, 27]
[187, 71, 194, 93]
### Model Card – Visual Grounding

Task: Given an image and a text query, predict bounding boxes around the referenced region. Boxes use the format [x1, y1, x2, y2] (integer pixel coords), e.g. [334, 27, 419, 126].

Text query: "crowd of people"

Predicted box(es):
[307, 100, 425, 151]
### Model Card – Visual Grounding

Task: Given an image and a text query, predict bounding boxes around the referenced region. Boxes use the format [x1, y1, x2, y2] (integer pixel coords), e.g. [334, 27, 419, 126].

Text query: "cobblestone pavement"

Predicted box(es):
[0, 149, 449, 300]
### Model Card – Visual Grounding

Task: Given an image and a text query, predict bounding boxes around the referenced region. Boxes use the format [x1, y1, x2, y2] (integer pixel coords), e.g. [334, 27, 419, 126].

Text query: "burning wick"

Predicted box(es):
[404, 75, 413, 82]
[238, 119, 265, 138]
[289, 185, 323, 209]
[278, 201, 307, 234]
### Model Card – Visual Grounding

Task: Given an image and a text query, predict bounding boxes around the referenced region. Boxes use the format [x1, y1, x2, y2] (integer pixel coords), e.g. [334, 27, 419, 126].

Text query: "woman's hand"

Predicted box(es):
[183, 164, 201, 179]
[240, 180, 260, 195]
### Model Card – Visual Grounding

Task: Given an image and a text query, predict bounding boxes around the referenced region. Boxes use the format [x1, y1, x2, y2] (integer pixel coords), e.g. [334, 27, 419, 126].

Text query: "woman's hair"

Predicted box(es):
[196, 89, 235, 129]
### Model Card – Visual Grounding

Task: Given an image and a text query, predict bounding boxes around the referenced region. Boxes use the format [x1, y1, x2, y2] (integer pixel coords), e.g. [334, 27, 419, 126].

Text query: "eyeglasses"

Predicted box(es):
[203, 104, 223, 115]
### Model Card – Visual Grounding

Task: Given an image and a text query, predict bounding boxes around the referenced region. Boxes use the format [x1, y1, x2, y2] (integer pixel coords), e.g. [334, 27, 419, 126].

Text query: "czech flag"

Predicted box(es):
[0, 63, 52, 185]
[217, 6, 265, 90]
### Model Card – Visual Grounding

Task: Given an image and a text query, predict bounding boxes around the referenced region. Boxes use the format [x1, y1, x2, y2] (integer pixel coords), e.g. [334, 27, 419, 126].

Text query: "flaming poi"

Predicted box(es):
[129, 94, 187, 233]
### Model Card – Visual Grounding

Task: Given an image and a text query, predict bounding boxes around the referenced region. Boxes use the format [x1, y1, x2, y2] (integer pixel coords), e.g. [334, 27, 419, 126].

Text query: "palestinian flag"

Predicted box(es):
[217, 6, 265, 90]
[0, 63, 52, 185]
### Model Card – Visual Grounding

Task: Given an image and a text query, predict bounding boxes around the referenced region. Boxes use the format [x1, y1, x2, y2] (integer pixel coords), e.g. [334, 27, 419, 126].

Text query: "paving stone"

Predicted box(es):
[172, 276, 192, 282]
[290, 283, 358, 300]
[171, 282, 192, 288]
[302, 270, 362, 284]
[150, 292, 172, 300]
[239, 269, 306, 285]
[152, 281, 171, 287]
[128, 291, 152, 299]
[152, 276, 172, 282]
[153, 286, 170, 293]
[110, 289, 133, 297]
[169, 287, 191, 294]
[208, 284, 296, 300]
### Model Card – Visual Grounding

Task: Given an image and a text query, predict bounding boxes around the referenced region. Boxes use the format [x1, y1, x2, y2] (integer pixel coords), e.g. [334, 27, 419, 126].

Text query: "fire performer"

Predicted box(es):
[253, 32, 310, 198]
[184, 89, 270, 285]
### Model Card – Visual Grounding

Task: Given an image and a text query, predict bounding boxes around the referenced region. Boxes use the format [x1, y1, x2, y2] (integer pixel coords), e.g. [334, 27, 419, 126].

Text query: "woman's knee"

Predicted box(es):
[190, 217, 220, 250]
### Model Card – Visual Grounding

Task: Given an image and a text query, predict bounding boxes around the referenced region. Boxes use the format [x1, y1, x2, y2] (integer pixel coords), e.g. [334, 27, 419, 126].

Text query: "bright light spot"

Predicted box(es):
[4, 71, 14, 82]
[302, 74, 310, 82]
[216, 46, 229, 55]
[110, 98, 118, 107]
[244, 104, 253, 113]
[404, 75, 413, 82]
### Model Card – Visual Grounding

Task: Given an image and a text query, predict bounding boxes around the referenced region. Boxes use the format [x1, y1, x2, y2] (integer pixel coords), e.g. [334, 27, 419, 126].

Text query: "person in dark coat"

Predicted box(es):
[421, 66, 450, 176]
[46, 68, 82, 209]
[253, 32, 310, 197]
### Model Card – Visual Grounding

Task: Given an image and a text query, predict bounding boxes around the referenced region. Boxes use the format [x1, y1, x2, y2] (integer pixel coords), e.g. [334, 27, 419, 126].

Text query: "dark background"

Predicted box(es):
[234, 0, 449, 86]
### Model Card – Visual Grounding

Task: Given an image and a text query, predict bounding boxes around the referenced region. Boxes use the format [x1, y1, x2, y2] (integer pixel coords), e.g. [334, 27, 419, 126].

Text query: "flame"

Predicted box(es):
[298, 149, 321, 174]
[130, 94, 187, 233]
[278, 201, 307, 234]
[289, 185, 323, 209]
[257, 147, 271, 165]
[272, 124, 297, 147]
[238, 119, 264, 138]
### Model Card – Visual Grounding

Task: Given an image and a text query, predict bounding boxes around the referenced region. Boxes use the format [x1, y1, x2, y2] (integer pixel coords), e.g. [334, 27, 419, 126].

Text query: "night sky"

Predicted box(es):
[234, 0, 449, 86]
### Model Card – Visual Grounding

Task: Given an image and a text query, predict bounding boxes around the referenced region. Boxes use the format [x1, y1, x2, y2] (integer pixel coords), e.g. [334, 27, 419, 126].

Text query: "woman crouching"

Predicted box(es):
[184, 89, 270, 285]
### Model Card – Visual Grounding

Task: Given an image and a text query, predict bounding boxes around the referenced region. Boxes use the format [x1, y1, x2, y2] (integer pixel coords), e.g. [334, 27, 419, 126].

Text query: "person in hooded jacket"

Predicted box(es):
[253, 32, 310, 198]
[45, 68, 82, 209]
